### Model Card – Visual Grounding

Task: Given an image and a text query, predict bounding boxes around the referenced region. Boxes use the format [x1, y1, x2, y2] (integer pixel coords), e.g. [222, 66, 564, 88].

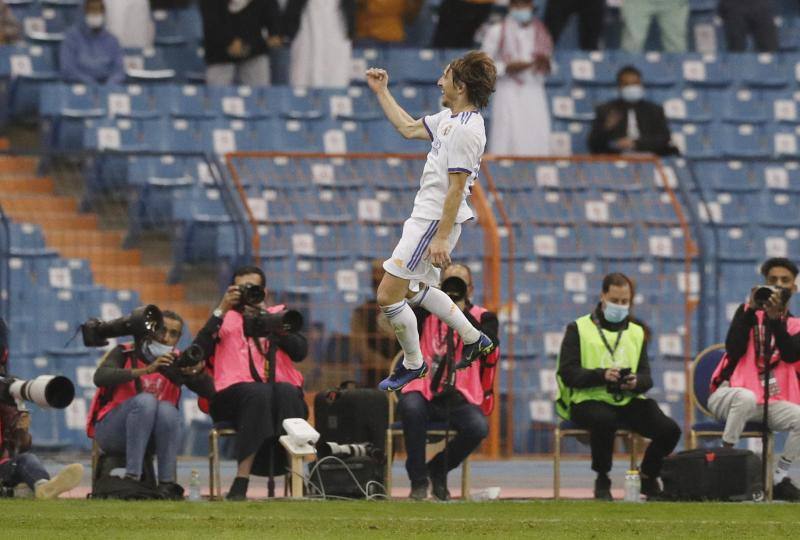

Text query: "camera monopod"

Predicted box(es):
[756, 320, 772, 501]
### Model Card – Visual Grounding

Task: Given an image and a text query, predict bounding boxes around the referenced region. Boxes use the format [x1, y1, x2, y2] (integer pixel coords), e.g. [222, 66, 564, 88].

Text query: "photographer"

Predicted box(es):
[0, 318, 84, 499]
[399, 264, 499, 500]
[556, 273, 681, 500]
[200, 266, 308, 501]
[89, 311, 214, 500]
[709, 257, 800, 501]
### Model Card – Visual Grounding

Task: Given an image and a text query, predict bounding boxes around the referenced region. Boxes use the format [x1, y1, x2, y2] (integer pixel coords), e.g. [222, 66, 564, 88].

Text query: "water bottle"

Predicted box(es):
[624, 469, 641, 503]
[188, 469, 201, 501]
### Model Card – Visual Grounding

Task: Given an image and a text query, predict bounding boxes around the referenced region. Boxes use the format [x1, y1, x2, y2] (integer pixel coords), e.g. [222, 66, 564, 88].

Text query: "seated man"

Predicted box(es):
[59, 0, 125, 85]
[709, 257, 800, 501]
[200, 266, 308, 501]
[588, 65, 677, 156]
[0, 318, 84, 499]
[556, 273, 681, 500]
[398, 264, 499, 500]
[89, 310, 214, 499]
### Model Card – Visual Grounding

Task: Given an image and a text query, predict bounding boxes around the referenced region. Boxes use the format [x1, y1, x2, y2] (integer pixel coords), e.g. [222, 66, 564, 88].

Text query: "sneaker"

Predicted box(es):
[35, 463, 84, 499]
[640, 476, 663, 499]
[774, 477, 800, 502]
[430, 475, 450, 501]
[378, 362, 429, 392]
[158, 481, 185, 500]
[594, 474, 613, 501]
[409, 482, 428, 501]
[455, 333, 496, 370]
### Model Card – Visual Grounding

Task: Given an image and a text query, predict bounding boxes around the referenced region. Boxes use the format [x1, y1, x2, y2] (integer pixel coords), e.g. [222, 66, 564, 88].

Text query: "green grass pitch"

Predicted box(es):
[4, 499, 800, 539]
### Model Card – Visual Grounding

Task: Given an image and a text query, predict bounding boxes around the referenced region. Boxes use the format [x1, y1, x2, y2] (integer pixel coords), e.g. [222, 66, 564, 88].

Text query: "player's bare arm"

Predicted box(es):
[366, 68, 430, 140]
[427, 172, 469, 268]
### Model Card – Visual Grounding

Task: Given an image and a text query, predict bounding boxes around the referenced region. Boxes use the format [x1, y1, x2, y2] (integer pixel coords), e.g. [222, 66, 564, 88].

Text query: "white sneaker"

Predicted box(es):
[35, 463, 84, 499]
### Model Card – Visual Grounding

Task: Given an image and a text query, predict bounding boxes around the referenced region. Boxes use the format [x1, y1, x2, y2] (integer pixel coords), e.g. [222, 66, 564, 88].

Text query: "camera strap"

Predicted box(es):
[591, 314, 624, 364]
[753, 322, 777, 372]
[430, 326, 456, 394]
[247, 340, 264, 383]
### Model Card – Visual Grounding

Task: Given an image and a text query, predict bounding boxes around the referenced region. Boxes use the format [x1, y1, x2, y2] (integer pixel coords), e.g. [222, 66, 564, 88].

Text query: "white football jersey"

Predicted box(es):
[410, 109, 486, 224]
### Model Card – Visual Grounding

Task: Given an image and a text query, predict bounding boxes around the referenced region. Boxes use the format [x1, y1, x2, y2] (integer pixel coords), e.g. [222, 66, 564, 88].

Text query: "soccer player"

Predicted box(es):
[365, 51, 498, 392]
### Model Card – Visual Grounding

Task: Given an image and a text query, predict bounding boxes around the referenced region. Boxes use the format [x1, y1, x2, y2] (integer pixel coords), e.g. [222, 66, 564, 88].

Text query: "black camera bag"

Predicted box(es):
[313, 382, 388, 453]
[661, 447, 763, 501]
[307, 455, 385, 499]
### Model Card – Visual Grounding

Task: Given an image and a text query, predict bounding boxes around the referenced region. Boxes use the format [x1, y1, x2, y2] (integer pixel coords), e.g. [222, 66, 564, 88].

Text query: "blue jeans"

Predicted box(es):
[398, 391, 489, 488]
[94, 393, 182, 482]
[0, 452, 50, 490]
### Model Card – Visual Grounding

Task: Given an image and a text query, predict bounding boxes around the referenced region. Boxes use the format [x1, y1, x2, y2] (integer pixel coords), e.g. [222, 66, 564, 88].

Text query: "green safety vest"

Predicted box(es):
[555, 314, 645, 420]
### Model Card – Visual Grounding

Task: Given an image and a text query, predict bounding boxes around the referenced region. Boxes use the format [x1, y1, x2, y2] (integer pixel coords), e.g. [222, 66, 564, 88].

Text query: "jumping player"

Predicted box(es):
[365, 51, 498, 392]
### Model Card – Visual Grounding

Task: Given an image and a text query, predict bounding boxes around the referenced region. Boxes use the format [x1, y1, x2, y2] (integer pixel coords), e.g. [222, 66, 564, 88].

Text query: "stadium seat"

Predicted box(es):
[583, 224, 644, 261]
[97, 84, 157, 118]
[693, 160, 759, 192]
[152, 83, 213, 118]
[207, 85, 270, 119]
[721, 88, 768, 123]
[731, 52, 789, 88]
[680, 54, 731, 87]
[385, 48, 443, 85]
[755, 161, 800, 192]
[549, 87, 596, 121]
[559, 50, 617, 86]
[720, 123, 770, 159]
[656, 88, 712, 123]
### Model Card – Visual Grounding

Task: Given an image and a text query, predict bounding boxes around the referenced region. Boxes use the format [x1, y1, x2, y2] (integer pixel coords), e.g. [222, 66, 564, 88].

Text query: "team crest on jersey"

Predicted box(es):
[441, 124, 453, 137]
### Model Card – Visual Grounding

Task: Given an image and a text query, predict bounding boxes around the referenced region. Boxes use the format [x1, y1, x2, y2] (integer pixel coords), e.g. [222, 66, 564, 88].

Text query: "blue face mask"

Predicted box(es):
[620, 84, 645, 103]
[142, 339, 173, 363]
[510, 8, 533, 25]
[603, 302, 629, 324]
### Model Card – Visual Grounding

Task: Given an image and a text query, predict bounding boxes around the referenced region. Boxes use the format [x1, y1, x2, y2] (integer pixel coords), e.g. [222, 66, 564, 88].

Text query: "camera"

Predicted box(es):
[607, 367, 633, 396]
[173, 343, 205, 369]
[752, 285, 792, 310]
[319, 442, 384, 463]
[0, 375, 75, 409]
[441, 276, 468, 303]
[81, 305, 164, 348]
[238, 283, 266, 306]
[243, 309, 304, 338]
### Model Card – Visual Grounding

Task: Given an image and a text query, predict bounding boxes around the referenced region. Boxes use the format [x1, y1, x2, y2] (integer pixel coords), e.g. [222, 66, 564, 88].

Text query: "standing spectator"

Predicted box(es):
[59, 0, 126, 85]
[620, 0, 688, 53]
[355, 0, 421, 43]
[105, 0, 155, 48]
[481, 0, 553, 156]
[718, 0, 778, 52]
[588, 66, 677, 156]
[289, 0, 355, 87]
[0, 1, 20, 44]
[199, 0, 283, 86]
[432, 0, 494, 49]
[543, 0, 606, 51]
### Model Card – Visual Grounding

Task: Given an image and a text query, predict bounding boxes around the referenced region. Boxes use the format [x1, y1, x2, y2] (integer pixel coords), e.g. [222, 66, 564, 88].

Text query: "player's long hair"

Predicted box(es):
[448, 51, 497, 110]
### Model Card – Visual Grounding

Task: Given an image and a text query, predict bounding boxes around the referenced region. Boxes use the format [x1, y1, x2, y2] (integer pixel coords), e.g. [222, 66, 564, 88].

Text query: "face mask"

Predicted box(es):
[509, 8, 533, 25]
[85, 14, 104, 30]
[603, 302, 629, 324]
[620, 84, 645, 103]
[142, 339, 173, 363]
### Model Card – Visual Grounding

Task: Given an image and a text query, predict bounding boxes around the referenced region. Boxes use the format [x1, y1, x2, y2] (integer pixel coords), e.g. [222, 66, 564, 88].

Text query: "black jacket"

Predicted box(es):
[588, 98, 677, 156]
[557, 305, 653, 395]
[199, 0, 280, 65]
[716, 304, 800, 385]
[279, 0, 356, 41]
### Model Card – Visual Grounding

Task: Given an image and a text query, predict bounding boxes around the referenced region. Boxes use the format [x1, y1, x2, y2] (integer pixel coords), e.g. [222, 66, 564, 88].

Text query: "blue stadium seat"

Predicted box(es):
[716, 225, 758, 262]
[720, 123, 770, 158]
[680, 54, 731, 87]
[550, 120, 590, 155]
[39, 82, 104, 151]
[693, 160, 760, 191]
[754, 161, 800, 192]
[771, 124, 800, 157]
[122, 47, 175, 77]
[4, 43, 58, 118]
[357, 223, 402, 260]
[654, 88, 712, 123]
[318, 86, 381, 121]
[520, 225, 583, 260]
[670, 122, 714, 158]
[385, 48, 443, 85]
[759, 191, 800, 226]
[583, 224, 643, 261]
[258, 118, 322, 153]
[615, 51, 679, 87]
[393, 85, 430, 118]
[731, 52, 789, 88]
[500, 188, 578, 225]
[549, 87, 596, 121]
[559, 50, 616, 86]
[97, 84, 157, 118]
[367, 120, 430, 154]
[349, 47, 386, 85]
[152, 83, 213, 118]
[207, 85, 270, 119]
[721, 88, 768, 123]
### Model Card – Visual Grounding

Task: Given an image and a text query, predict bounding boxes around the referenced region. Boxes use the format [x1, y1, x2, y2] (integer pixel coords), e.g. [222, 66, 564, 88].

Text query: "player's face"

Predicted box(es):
[438, 66, 458, 108]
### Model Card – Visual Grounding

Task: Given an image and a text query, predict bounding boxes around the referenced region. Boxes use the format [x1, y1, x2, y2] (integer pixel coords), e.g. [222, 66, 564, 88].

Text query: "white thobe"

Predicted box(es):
[289, 0, 352, 88]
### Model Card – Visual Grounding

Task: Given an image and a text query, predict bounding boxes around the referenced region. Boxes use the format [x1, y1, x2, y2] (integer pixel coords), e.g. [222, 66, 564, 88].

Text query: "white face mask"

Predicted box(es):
[620, 84, 645, 103]
[85, 13, 104, 30]
[509, 8, 533, 25]
[143, 339, 173, 363]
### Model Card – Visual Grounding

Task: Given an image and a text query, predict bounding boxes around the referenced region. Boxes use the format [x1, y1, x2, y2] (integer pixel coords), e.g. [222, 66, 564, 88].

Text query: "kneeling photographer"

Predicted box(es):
[556, 273, 681, 500]
[89, 310, 214, 499]
[709, 257, 800, 501]
[399, 264, 499, 500]
[202, 266, 308, 501]
[0, 319, 84, 499]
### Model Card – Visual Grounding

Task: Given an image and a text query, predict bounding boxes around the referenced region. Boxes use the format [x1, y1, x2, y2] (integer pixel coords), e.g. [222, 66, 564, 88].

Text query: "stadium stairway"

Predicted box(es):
[0, 154, 210, 332]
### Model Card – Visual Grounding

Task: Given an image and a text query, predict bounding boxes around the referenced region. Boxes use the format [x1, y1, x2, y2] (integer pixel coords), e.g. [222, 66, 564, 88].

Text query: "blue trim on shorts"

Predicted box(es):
[408, 221, 439, 271]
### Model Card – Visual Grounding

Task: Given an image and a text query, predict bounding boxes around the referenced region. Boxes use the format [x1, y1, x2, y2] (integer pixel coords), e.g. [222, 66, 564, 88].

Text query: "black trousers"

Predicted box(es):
[543, 0, 607, 50]
[718, 0, 778, 52]
[571, 398, 681, 478]
[432, 0, 493, 48]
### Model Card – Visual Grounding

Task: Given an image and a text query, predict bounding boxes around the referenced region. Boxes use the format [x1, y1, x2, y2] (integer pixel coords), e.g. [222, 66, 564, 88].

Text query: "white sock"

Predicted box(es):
[409, 286, 480, 344]
[381, 300, 423, 369]
[775, 456, 792, 483]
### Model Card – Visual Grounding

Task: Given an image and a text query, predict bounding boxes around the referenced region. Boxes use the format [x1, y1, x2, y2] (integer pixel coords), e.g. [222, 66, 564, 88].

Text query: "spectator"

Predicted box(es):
[202, 266, 308, 500]
[289, 0, 355, 87]
[556, 273, 682, 500]
[620, 0, 688, 53]
[399, 264, 499, 500]
[481, 0, 553, 156]
[89, 311, 213, 499]
[105, 0, 155, 48]
[349, 260, 399, 387]
[718, 0, 778, 52]
[543, 0, 606, 51]
[588, 65, 677, 156]
[59, 0, 126, 85]
[199, 0, 283, 86]
[708, 258, 800, 501]
[0, 1, 20, 44]
[432, 0, 493, 48]
[355, 0, 422, 43]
